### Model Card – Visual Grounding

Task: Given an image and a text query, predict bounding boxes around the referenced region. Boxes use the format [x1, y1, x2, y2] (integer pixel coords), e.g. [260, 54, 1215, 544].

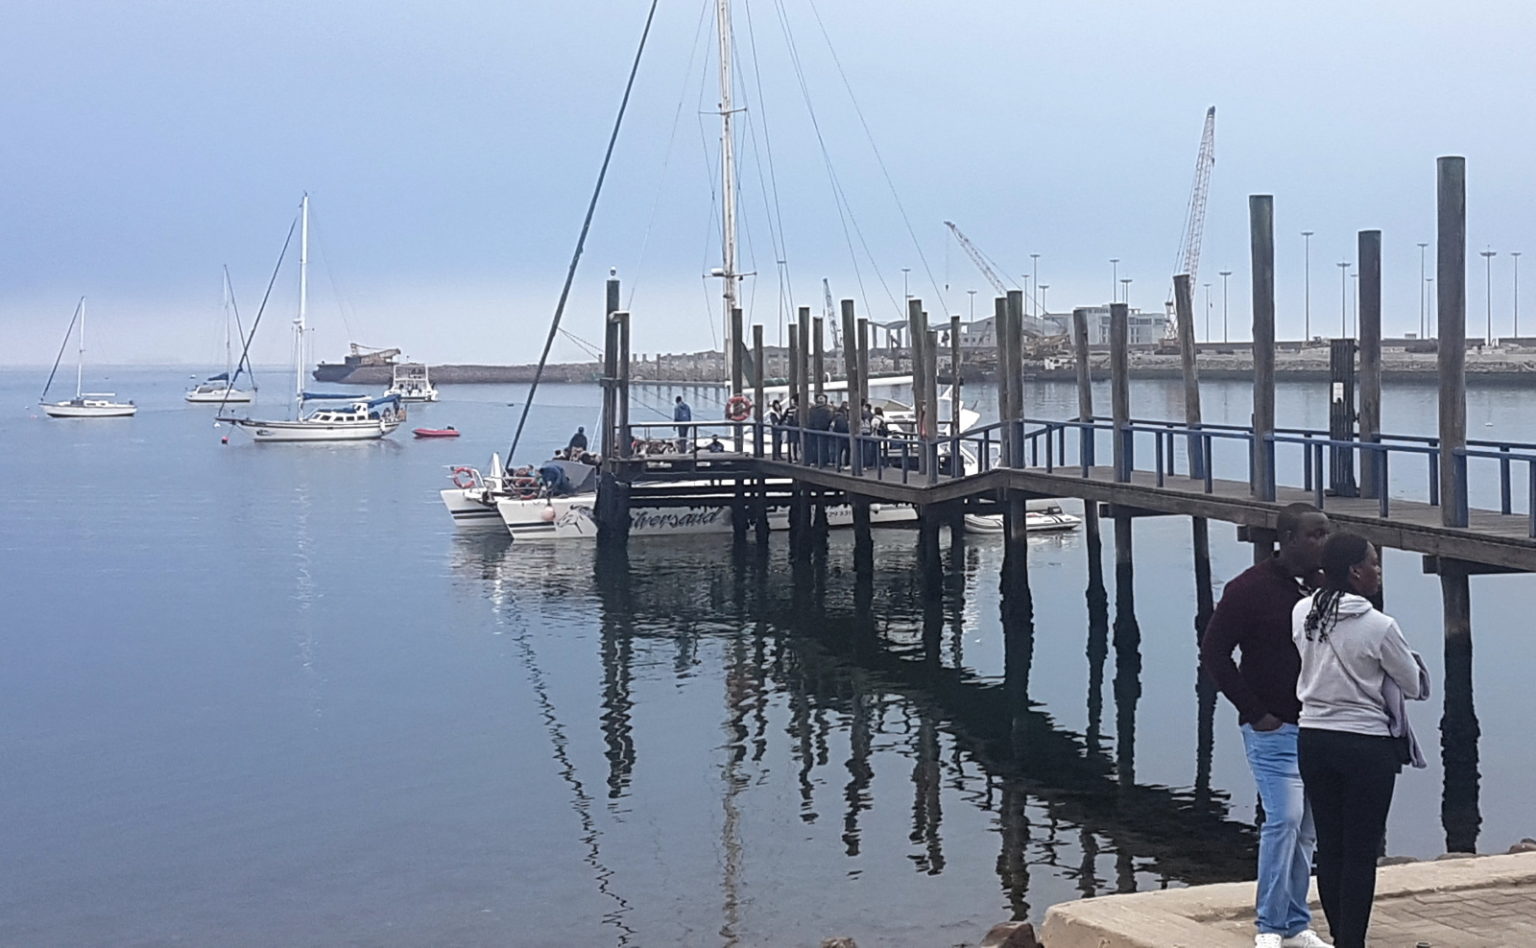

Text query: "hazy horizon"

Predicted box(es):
[5, 1, 1534, 367]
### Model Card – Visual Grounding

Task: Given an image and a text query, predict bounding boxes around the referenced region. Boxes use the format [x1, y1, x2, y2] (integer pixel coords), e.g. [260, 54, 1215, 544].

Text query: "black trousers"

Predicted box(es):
[1298, 728, 1401, 948]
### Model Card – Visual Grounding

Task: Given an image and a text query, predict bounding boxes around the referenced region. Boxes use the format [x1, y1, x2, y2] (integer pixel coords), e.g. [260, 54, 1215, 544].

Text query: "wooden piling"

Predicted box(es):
[1438, 157, 1467, 526]
[797, 306, 812, 430]
[1109, 302, 1130, 482]
[813, 315, 826, 398]
[1438, 557, 1480, 851]
[1360, 230, 1383, 498]
[1173, 274, 1203, 479]
[616, 310, 632, 458]
[949, 314, 962, 436]
[729, 307, 744, 453]
[842, 301, 862, 473]
[856, 316, 871, 411]
[788, 324, 801, 421]
[1250, 195, 1277, 502]
[997, 295, 1015, 464]
[1073, 306, 1102, 548]
[907, 300, 930, 436]
[924, 328, 941, 446]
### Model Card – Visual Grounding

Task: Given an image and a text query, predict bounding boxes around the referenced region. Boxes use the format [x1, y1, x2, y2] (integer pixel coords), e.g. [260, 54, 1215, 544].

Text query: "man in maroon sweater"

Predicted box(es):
[1201, 503, 1332, 948]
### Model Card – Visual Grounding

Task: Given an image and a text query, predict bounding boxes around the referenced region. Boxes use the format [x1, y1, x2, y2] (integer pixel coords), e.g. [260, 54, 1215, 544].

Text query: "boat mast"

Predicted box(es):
[295, 193, 309, 411]
[222, 270, 233, 381]
[716, 0, 738, 371]
[77, 297, 86, 398]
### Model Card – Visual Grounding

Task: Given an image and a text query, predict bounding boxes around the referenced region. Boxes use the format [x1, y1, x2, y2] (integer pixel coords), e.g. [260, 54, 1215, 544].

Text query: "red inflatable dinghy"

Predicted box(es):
[413, 427, 460, 438]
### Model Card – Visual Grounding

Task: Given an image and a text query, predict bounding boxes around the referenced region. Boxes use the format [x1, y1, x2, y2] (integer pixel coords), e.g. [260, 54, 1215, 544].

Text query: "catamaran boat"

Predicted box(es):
[39, 298, 136, 418]
[220, 195, 404, 443]
[386, 363, 439, 402]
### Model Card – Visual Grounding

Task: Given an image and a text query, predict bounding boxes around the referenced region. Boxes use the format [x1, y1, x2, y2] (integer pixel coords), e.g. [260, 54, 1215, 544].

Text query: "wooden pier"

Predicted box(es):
[594, 156, 1523, 854]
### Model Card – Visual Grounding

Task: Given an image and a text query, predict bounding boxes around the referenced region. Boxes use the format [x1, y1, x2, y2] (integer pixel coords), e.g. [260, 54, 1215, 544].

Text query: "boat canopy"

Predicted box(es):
[300, 391, 360, 401]
[205, 372, 230, 382]
[545, 459, 597, 494]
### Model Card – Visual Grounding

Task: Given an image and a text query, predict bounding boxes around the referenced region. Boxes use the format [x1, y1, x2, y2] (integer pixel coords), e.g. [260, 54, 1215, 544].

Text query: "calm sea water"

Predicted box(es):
[3, 367, 1533, 946]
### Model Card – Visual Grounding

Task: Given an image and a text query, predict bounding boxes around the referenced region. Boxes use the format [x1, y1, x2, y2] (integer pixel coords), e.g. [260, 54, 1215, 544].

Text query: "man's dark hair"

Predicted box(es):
[1276, 502, 1321, 541]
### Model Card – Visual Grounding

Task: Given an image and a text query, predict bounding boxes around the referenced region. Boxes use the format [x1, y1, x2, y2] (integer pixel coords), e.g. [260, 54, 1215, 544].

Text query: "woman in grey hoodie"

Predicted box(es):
[1291, 532, 1427, 948]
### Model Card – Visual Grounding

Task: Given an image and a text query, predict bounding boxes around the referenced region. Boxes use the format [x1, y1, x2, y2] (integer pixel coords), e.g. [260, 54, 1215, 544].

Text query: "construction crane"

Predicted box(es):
[944, 221, 1014, 297]
[823, 277, 839, 350]
[1167, 107, 1216, 338]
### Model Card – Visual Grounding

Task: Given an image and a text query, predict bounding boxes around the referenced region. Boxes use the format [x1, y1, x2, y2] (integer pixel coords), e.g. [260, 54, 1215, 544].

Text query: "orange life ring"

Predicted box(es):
[450, 466, 478, 489]
[726, 394, 752, 422]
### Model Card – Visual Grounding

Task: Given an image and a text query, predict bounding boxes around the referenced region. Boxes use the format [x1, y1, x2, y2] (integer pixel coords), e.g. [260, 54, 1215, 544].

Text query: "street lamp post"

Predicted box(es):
[967, 288, 976, 321]
[902, 266, 911, 302]
[1110, 258, 1120, 301]
[1337, 261, 1350, 337]
[1302, 231, 1314, 342]
[1030, 254, 1041, 318]
[1203, 282, 1212, 344]
[1120, 278, 1132, 311]
[1038, 284, 1049, 318]
[1219, 270, 1232, 344]
[1513, 251, 1522, 339]
[1417, 242, 1429, 338]
[1480, 248, 1497, 346]
[1425, 277, 1434, 338]
[1352, 271, 1359, 338]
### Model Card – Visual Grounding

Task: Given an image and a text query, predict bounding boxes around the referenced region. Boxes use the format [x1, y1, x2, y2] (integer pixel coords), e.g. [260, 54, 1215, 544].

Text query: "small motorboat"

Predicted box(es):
[413, 426, 460, 438]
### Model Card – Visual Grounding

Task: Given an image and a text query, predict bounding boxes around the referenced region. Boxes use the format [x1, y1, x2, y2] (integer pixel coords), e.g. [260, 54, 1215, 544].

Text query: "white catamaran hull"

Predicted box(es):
[185, 387, 253, 403]
[493, 493, 925, 541]
[441, 488, 507, 529]
[226, 417, 400, 442]
[42, 400, 136, 418]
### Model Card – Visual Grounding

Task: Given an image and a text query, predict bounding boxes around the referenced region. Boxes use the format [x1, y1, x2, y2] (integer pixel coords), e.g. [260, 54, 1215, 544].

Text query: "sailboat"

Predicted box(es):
[221, 194, 404, 442]
[40, 298, 137, 418]
[185, 268, 254, 403]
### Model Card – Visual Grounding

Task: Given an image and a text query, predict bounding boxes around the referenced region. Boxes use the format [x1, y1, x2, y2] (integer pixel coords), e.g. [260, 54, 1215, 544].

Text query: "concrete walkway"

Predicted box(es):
[1039, 852, 1536, 947]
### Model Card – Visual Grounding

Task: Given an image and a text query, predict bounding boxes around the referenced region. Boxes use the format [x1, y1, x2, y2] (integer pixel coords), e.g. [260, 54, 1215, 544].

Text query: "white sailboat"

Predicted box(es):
[185, 268, 254, 403]
[40, 297, 137, 418]
[222, 194, 404, 442]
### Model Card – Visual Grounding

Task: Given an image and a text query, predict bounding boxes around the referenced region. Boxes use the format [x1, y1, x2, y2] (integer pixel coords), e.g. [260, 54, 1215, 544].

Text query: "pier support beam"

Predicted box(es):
[1438, 156, 1468, 527]
[1073, 306, 1102, 552]
[1250, 194, 1277, 502]
[1359, 230, 1384, 498]
[1438, 558, 1481, 852]
[1110, 302, 1130, 482]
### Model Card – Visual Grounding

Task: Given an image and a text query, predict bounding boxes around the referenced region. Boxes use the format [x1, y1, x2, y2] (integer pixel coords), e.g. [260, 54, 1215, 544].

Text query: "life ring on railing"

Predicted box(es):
[726, 394, 753, 422]
[450, 466, 478, 489]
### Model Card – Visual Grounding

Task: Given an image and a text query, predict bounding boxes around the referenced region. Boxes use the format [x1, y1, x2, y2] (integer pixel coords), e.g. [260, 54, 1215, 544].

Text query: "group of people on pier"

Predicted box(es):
[1202, 503, 1429, 948]
[764, 394, 888, 467]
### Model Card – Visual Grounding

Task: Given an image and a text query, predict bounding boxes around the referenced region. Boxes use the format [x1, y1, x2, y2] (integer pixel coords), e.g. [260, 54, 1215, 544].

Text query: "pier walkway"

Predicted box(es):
[1039, 851, 1536, 947]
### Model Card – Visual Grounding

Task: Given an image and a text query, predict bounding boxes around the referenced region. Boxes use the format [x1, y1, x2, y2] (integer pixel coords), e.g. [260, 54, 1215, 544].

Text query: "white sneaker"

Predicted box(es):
[1255, 935, 1283, 948]
[1280, 932, 1332, 948]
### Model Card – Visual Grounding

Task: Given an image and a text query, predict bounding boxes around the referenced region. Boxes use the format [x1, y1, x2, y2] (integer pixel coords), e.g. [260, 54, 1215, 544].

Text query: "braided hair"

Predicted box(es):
[1303, 532, 1372, 641]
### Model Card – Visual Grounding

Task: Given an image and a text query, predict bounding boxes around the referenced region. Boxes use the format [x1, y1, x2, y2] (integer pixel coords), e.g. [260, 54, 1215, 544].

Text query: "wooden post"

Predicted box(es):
[1358, 230, 1383, 498]
[1073, 306, 1102, 546]
[729, 306, 744, 453]
[996, 296, 1014, 465]
[1438, 157, 1467, 526]
[1250, 195, 1277, 502]
[1439, 561, 1481, 852]
[841, 300, 862, 474]
[1173, 274, 1203, 479]
[856, 316, 871, 410]
[949, 314, 962, 437]
[1110, 302, 1130, 482]
[797, 306, 812, 431]
[616, 310, 632, 458]
[813, 315, 826, 398]
[907, 299, 930, 436]
[788, 324, 801, 455]
[600, 274, 621, 460]
[925, 328, 941, 481]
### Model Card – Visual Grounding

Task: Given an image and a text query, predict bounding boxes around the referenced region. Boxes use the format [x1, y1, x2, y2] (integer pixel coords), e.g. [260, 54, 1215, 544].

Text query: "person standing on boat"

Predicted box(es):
[673, 396, 692, 451]
[567, 426, 587, 455]
[1201, 502, 1334, 948]
[1293, 533, 1426, 948]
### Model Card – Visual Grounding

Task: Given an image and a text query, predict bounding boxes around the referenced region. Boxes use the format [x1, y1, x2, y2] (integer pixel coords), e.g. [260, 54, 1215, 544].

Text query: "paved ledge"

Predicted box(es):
[1039, 852, 1536, 947]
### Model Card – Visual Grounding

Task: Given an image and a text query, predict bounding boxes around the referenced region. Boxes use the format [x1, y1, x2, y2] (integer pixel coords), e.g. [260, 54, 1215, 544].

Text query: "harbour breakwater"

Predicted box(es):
[328, 345, 1536, 386]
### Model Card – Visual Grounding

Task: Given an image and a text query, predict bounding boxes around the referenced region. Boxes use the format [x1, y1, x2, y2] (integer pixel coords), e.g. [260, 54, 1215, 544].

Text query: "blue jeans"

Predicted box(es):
[1241, 723, 1316, 937]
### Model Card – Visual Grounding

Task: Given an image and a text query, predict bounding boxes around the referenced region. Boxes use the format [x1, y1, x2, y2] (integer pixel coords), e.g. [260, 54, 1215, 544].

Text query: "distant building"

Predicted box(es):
[1073, 305, 1171, 346]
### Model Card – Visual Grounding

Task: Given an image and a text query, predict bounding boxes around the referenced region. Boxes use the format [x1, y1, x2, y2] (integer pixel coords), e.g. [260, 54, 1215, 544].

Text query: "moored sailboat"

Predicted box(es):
[186, 268, 254, 403]
[40, 298, 136, 418]
[221, 194, 404, 443]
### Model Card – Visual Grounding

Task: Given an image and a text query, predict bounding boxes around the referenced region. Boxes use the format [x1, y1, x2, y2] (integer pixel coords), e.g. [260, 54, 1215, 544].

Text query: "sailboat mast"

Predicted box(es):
[77, 297, 86, 398]
[716, 0, 738, 368]
[222, 270, 233, 379]
[295, 193, 310, 406]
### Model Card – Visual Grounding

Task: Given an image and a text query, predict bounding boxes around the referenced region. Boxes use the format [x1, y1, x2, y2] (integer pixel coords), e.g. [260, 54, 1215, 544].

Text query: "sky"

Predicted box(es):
[4, 0, 1535, 368]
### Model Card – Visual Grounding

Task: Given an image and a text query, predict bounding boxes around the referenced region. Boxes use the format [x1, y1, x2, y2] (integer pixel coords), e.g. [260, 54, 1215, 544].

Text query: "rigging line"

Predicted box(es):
[767, 0, 890, 320]
[224, 265, 257, 389]
[501, 591, 637, 944]
[219, 216, 298, 418]
[805, 0, 950, 317]
[506, 0, 661, 463]
[39, 297, 83, 402]
[558, 327, 605, 361]
[739, 3, 790, 291]
[627, 0, 715, 313]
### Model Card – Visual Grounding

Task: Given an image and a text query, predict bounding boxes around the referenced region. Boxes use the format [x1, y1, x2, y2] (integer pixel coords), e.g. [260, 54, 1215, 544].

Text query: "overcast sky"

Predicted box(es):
[4, 0, 1534, 367]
